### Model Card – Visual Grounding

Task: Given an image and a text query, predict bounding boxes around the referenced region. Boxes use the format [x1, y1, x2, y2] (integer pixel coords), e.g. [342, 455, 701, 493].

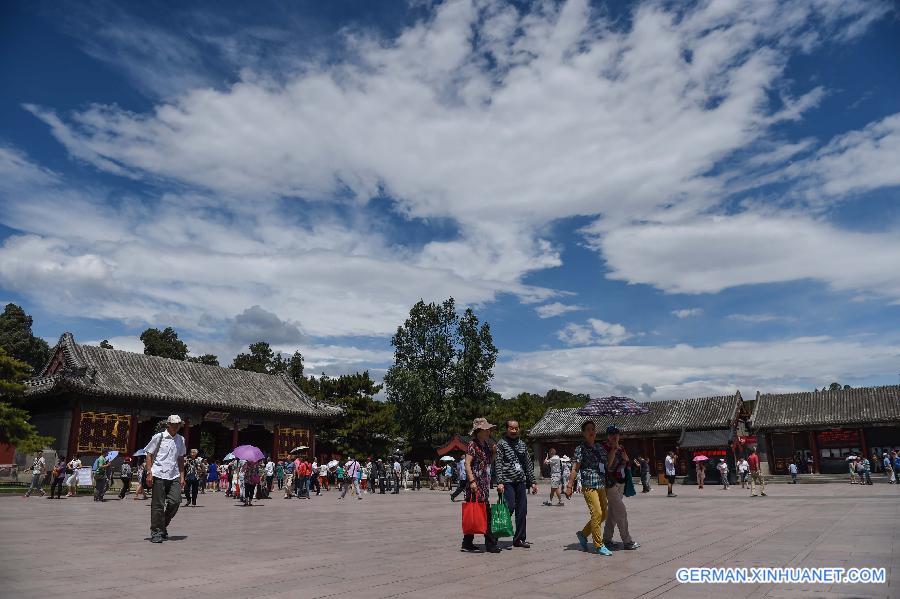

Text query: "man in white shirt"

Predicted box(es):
[144, 415, 186, 543]
[737, 458, 749, 488]
[24, 452, 46, 497]
[717, 458, 729, 489]
[340, 456, 362, 500]
[392, 459, 402, 494]
[664, 451, 677, 498]
[265, 458, 275, 491]
[311, 459, 321, 495]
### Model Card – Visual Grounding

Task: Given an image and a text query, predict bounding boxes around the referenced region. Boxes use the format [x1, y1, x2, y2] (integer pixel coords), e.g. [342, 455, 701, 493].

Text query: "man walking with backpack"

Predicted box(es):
[144, 416, 186, 543]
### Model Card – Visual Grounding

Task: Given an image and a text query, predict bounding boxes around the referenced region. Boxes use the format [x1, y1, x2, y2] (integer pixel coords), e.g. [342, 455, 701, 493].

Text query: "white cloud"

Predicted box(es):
[82, 335, 145, 354]
[589, 212, 900, 301]
[556, 318, 631, 347]
[536, 302, 585, 319]
[728, 313, 796, 323]
[494, 336, 900, 400]
[672, 308, 704, 319]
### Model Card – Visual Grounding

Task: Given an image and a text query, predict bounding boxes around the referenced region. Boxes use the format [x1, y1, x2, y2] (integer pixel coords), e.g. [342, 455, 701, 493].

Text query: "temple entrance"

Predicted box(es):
[192, 420, 233, 460]
[238, 425, 274, 458]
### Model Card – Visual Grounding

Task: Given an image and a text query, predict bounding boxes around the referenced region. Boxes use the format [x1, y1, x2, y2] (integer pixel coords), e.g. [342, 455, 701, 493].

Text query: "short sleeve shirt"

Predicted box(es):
[574, 443, 607, 489]
[145, 431, 187, 480]
[665, 455, 676, 476]
[547, 455, 562, 479]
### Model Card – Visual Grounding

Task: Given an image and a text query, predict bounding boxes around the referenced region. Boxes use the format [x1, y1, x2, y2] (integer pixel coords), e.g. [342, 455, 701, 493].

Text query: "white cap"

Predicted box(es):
[166, 414, 183, 424]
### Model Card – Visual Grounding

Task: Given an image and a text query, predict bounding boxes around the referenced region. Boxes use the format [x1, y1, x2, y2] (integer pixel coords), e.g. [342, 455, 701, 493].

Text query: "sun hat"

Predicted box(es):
[470, 417, 497, 435]
[166, 414, 183, 424]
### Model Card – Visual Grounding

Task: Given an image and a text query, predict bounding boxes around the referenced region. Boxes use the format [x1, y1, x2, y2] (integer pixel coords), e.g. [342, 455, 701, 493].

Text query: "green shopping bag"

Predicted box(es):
[624, 468, 636, 497]
[490, 493, 515, 538]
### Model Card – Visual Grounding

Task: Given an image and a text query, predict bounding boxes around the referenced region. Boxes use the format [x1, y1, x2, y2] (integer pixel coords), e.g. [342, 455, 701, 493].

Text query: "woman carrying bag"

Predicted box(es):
[461, 418, 501, 553]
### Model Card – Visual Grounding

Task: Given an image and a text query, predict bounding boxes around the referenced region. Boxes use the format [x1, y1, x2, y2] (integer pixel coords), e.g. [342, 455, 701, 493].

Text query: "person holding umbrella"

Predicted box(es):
[695, 456, 707, 489]
[144, 415, 187, 543]
[601, 425, 639, 550]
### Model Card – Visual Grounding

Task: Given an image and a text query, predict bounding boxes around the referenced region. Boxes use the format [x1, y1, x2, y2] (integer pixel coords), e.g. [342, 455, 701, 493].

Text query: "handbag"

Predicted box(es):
[490, 493, 515, 538]
[461, 488, 488, 535]
[624, 468, 636, 497]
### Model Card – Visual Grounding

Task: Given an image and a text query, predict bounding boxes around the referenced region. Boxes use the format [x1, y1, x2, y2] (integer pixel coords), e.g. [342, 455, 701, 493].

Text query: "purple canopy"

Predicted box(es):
[576, 396, 650, 417]
[232, 444, 265, 463]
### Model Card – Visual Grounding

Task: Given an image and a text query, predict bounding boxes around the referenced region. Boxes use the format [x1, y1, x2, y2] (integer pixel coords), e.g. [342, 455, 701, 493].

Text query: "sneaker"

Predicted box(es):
[513, 540, 531, 548]
[592, 545, 613, 556]
[576, 531, 589, 551]
[667, 493, 677, 497]
[150, 534, 164, 544]
[761, 493, 767, 496]
[623, 541, 640, 550]
[486, 546, 502, 553]
[460, 543, 483, 553]
[161, 531, 168, 540]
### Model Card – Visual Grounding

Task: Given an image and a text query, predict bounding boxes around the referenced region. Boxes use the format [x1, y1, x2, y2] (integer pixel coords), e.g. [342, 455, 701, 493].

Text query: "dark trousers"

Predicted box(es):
[502, 480, 528, 544]
[50, 478, 65, 498]
[150, 477, 181, 534]
[244, 483, 257, 504]
[379, 477, 387, 493]
[297, 476, 309, 497]
[311, 475, 320, 494]
[392, 473, 400, 493]
[266, 475, 274, 490]
[413, 476, 421, 490]
[450, 478, 467, 500]
[93, 476, 108, 501]
[184, 478, 199, 504]
[463, 503, 497, 549]
[118, 477, 131, 498]
[641, 473, 651, 492]
[277, 477, 284, 489]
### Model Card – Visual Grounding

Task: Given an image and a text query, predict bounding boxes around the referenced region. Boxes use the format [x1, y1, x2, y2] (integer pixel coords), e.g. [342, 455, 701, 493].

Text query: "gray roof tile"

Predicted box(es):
[25, 333, 341, 419]
[751, 386, 900, 429]
[529, 393, 741, 438]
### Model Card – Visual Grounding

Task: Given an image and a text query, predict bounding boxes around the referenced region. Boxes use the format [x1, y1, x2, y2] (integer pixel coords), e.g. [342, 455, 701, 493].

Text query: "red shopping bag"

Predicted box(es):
[461, 489, 487, 535]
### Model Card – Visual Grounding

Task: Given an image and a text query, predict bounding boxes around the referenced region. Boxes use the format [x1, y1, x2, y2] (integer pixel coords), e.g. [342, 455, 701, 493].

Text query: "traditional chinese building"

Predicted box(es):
[529, 392, 744, 480]
[24, 333, 341, 464]
[750, 385, 900, 475]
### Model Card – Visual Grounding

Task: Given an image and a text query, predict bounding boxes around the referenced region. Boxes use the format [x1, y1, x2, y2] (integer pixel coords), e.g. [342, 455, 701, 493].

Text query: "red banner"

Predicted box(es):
[817, 429, 859, 446]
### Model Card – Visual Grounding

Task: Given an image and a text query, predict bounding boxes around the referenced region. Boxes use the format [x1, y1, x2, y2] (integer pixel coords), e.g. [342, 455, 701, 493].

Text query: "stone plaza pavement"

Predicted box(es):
[1, 481, 897, 599]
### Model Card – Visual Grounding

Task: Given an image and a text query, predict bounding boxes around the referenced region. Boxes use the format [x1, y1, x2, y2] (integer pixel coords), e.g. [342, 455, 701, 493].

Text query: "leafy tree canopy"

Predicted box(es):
[140, 326, 188, 360]
[99, 340, 114, 349]
[187, 354, 220, 366]
[0, 303, 51, 373]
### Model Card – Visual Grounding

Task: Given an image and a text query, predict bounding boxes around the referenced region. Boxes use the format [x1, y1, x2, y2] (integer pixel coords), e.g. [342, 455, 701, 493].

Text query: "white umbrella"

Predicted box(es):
[327, 459, 339, 468]
[439, 455, 456, 462]
[845, 455, 858, 461]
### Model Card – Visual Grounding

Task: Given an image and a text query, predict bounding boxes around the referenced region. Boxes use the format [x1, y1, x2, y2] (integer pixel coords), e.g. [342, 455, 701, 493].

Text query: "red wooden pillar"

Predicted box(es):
[809, 430, 820, 474]
[67, 401, 82, 459]
[231, 420, 239, 449]
[127, 414, 138, 454]
[310, 425, 316, 463]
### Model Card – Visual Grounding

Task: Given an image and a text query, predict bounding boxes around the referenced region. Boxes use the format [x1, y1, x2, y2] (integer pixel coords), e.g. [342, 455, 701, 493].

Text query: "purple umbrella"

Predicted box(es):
[232, 444, 265, 463]
[576, 396, 650, 417]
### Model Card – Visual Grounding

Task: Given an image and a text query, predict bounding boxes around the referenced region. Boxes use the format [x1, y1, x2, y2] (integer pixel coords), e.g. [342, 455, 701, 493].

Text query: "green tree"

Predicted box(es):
[230, 341, 275, 373]
[315, 371, 395, 458]
[0, 303, 51, 373]
[384, 298, 498, 453]
[0, 348, 53, 451]
[99, 340, 114, 349]
[452, 308, 498, 433]
[187, 354, 220, 366]
[828, 382, 842, 392]
[384, 299, 458, 453]
[140, 327, 188, 360]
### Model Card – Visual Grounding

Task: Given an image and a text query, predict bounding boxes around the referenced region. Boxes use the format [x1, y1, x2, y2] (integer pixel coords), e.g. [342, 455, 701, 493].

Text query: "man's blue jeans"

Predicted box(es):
[502, 480, 528, 544]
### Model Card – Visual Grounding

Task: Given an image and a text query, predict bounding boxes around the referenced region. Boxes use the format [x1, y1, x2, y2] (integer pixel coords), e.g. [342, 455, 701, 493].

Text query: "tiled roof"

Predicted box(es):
[25, 333, 341, 419]
[529, 393, 742, 439]
[751, 386, 900, 429]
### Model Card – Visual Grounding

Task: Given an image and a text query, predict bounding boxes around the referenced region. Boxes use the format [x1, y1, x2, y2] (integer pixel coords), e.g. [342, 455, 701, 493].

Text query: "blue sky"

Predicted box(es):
[2, 0, 900, 400]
